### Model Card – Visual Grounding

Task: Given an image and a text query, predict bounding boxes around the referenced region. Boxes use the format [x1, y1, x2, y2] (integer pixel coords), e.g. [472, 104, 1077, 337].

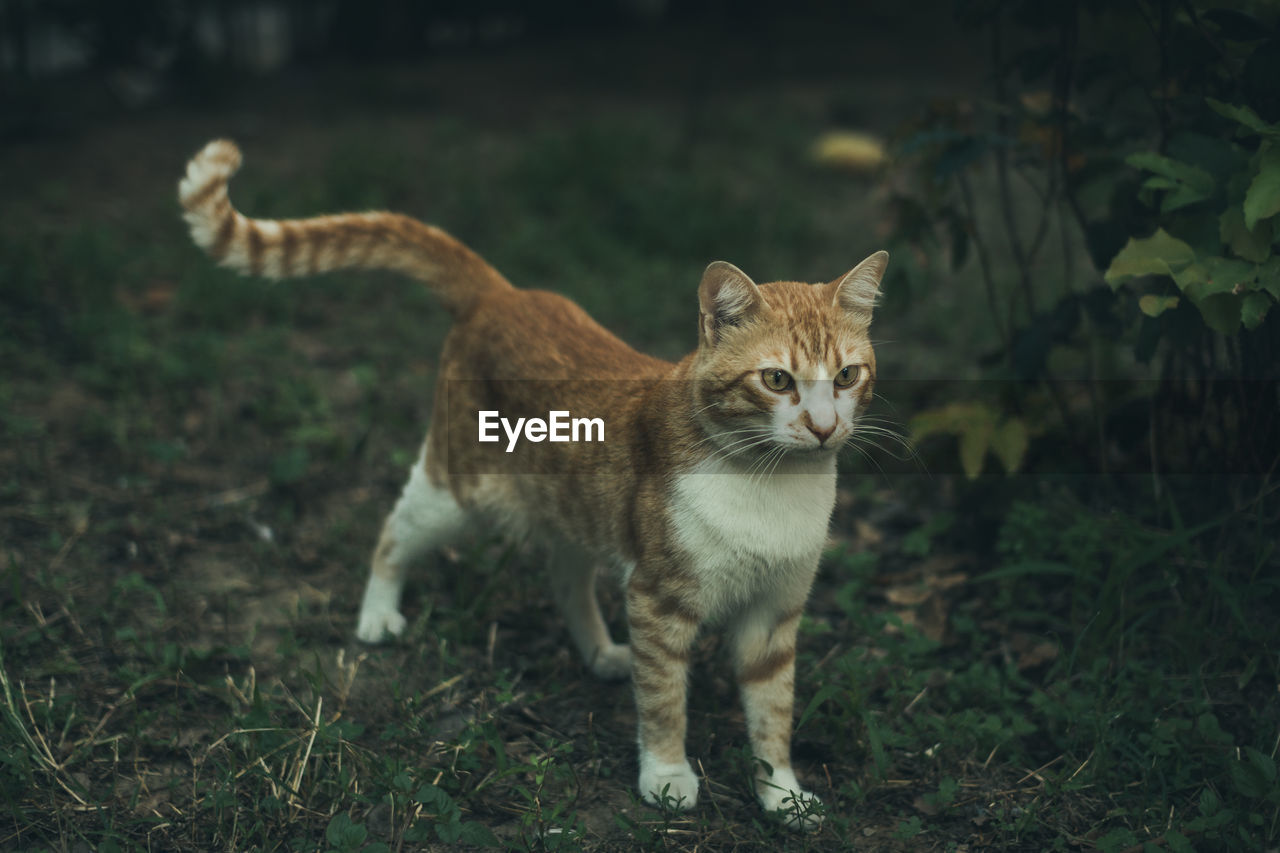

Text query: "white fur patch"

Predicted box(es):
[755, 765, 823, 829]
[179, 140, 240, 256]
[669, 454, 835, 620]
[356, 456, 467, 643]
[638, 750, 699, 810]
[385, 460, 468, 563]
[356, 574, 408, 642]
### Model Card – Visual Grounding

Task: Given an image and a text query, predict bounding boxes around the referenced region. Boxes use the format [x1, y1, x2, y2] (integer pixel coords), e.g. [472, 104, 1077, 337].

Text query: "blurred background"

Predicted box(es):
[2, 2, 1278, 850]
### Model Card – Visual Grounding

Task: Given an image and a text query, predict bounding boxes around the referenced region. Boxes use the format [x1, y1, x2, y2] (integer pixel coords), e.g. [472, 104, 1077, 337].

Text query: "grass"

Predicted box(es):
[2, 66, 1278, 851]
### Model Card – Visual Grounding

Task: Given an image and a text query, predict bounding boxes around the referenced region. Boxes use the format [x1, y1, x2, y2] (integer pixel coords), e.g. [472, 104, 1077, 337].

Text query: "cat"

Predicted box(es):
[179, 138, 887, 828]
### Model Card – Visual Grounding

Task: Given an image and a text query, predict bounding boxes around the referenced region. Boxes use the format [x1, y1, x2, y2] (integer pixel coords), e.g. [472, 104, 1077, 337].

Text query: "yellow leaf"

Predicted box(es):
[1139, 294, 1180, 317]
[812, 131, 887, 172]
[990, 418, 1029, 474]
[1104, 228, 1196, 288]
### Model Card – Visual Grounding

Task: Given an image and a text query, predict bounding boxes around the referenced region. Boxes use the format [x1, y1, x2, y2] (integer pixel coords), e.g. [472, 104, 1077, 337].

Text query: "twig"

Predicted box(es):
[184, 480, 271, 511]
[990, 13, 1038, 324]
[1016, 754, 1064, 785]
[289, 695, 322, 809]
[957, 171, 1011, 353]
[422, 673, 463, 700]
[1067, 749, 1094, 782]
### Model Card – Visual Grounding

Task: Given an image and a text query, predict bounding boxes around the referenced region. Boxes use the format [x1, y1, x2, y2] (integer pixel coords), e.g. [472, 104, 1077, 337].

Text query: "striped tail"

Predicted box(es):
[178, 139, 512, 314]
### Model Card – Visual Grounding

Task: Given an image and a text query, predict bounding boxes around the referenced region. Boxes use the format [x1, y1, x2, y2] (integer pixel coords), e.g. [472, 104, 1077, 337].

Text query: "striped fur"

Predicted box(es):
[178, 139, 889, 830]
[178, 139, 511, 313]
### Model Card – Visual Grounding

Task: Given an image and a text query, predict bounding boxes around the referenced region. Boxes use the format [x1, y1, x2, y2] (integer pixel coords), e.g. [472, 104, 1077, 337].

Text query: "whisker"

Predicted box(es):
[702, 428, 776, 455]
[850, 432, 921, 464]
[844, 438, 904, 486]
[691, 428, 773, 456]
[847, 433, 929, 474]
[851, 424, 915, 449]
[870, 392, 909, 419]
[708, 433, 777, 466]
[747, 445, 787, 488]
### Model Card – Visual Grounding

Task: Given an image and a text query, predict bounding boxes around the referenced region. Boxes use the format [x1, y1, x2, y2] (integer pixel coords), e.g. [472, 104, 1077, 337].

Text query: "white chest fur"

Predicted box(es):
[669, 454, 836, 620]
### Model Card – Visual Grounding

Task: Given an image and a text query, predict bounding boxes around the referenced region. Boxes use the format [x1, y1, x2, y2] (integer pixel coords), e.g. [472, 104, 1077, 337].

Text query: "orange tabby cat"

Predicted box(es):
[179, 139, 887, 828]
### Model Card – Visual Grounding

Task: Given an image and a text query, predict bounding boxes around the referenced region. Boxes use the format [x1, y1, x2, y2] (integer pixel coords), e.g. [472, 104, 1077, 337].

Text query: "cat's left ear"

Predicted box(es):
[699, 261, 768, 346]
[829, 250, 889, 317]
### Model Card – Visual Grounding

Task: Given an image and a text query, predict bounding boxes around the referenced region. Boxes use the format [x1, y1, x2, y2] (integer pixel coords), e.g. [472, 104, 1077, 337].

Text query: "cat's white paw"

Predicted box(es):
[639, 754, 699, 811]
[756, 768, 823, 830]
[357, 574, 407, 643]
[588, 643, 631, 680]
[356, 606, 407, 643]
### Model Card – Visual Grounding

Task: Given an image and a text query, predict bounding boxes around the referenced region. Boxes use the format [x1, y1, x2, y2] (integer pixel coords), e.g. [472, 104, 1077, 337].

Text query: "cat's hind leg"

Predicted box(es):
[547, 543, 631, 680]
[356, 449, 467, 643]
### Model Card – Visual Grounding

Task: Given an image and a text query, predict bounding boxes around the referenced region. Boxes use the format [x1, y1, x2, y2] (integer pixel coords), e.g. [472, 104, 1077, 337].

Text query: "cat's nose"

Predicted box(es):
[807, 422, 835, 444]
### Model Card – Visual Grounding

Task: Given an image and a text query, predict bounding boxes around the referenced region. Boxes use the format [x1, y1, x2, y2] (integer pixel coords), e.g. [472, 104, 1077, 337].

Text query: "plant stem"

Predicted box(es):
[957, 171, 1010, 355]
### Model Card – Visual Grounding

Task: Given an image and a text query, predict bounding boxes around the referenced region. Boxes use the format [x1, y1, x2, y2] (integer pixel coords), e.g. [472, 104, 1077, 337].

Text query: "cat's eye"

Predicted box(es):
[761, 368, 794, 392]
[834, 365, 862, 388]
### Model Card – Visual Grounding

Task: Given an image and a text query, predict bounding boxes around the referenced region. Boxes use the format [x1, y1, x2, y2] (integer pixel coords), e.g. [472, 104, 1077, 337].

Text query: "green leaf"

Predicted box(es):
[910, 402, 1013, 478]
[1207, 97, 1280, 137]
[1242, 292, 1272, 330]
[1177, 256, 1255, 301]
[1138, 294, 1180, 317]
[1126, 152, 1214, 188]
[1244, 146, 1280, 230]
[797, 683, 845, 732]
[1220, 205, 1273, 263]
[1104, 229, 1196, 288]
[1097, 827, 1138, 853]
[435, 820, 463, 844]
[910, 402, 993, 439]
[1170, 262, 1207, 292]
[990, 418, 1028, 474]
[1261, 258, 1280, 300]
[459, 821, 501, 847]
[1230, 746, 1278, 800]
[1200, 785, 1222, 817]
[1161, 184, 1212, 214]
[325, 814, 367, 852]
[959, 417, 993, 479]
[270, 445, 310, 485]
[1196, 292, 1242, 335]
[861, 709, 888, 774]
[1126, 152, 1215, 212]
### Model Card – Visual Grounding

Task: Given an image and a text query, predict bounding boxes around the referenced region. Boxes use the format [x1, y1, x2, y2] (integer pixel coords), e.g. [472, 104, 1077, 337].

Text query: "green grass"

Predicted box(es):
[1, 74, 1277, 851]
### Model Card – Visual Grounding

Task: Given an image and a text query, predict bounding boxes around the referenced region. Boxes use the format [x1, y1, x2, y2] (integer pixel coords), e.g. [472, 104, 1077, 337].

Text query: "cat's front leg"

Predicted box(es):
[626, 579, 701, 810]
[731, 602, 823, 829]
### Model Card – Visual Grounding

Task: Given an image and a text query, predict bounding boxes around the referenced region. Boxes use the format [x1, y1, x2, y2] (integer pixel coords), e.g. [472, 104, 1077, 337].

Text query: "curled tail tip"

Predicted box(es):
[194, 138, 242, 173]
[178, 138, 242, 210]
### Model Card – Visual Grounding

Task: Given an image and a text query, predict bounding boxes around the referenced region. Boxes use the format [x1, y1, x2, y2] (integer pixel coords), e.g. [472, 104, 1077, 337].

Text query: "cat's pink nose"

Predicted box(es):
[808, 422, 835, 444]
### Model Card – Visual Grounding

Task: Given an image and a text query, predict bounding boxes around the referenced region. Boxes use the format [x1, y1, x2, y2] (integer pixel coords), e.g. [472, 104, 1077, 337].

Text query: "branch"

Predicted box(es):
[957, 172, 1011, 354]
[990, 15, 1038, 322]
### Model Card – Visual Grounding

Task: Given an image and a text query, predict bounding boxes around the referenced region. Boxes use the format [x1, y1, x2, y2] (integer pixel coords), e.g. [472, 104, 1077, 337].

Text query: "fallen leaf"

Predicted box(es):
[886, 585, 932, 606]
[854, 519, 884, 546]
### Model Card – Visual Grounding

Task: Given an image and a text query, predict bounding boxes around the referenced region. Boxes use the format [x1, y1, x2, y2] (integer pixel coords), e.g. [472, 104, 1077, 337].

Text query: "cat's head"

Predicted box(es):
[690, 252, 887, 459]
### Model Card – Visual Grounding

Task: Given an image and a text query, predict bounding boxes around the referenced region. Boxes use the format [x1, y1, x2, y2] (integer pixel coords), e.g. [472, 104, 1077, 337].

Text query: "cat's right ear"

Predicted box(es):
[698, 261, 767, 346]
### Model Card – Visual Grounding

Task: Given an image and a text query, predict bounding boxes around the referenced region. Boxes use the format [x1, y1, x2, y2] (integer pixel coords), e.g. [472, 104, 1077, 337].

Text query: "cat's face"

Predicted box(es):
[692, 255, 884, 460]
